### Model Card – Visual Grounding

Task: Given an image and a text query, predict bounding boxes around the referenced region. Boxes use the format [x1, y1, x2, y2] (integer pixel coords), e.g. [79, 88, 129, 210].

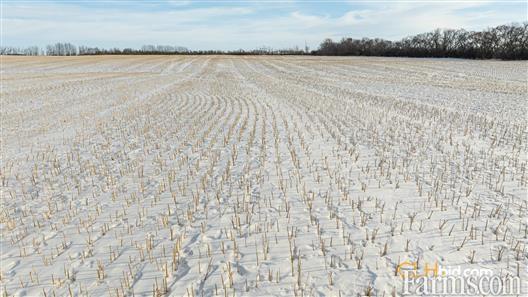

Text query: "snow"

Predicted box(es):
[1, 55, 526, 296]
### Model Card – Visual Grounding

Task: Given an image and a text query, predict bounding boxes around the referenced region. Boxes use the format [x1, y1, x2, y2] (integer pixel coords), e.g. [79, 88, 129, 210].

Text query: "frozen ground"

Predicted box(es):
[1, 56, 527, 296]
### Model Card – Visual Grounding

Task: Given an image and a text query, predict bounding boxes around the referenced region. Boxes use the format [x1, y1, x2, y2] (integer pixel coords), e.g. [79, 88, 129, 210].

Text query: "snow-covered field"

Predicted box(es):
[1, 56, 526, 296]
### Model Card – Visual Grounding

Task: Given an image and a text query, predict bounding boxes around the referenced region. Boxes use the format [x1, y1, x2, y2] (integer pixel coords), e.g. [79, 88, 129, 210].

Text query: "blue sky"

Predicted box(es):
[2, 0, 526, 50]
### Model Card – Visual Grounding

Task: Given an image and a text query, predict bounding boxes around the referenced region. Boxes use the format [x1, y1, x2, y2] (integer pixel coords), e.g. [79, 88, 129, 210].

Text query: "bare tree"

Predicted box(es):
[316, 23, 527, 60]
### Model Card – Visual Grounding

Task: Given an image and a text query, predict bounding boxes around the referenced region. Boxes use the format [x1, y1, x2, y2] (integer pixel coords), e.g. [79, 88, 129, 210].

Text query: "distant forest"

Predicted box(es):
[317, 23, 527, 60]
[2, 23, 526, 60]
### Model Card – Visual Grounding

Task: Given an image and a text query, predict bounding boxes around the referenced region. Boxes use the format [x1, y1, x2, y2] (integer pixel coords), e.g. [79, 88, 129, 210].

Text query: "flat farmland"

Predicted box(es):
[1, 56, 527, 296]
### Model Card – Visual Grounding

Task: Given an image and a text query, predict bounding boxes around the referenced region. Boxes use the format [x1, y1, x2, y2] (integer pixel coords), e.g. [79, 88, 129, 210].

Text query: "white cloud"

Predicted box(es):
[166, 0, 192, 6]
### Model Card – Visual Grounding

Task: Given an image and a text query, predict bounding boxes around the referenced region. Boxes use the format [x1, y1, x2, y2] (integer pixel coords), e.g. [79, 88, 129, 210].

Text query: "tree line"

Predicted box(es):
[1, 23, 526, 59]
[0, 43, 191, 56]
[316, 23, 527, 60]
[1, 43, 305, 56]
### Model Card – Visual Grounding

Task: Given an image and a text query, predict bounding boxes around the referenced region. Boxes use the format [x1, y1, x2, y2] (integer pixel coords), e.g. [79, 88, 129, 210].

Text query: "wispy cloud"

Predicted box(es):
[2, 1, 525, 50]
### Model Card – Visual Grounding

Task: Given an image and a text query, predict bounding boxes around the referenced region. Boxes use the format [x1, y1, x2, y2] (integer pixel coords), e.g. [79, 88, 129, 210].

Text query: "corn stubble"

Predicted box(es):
[1, 56, 526, 296]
